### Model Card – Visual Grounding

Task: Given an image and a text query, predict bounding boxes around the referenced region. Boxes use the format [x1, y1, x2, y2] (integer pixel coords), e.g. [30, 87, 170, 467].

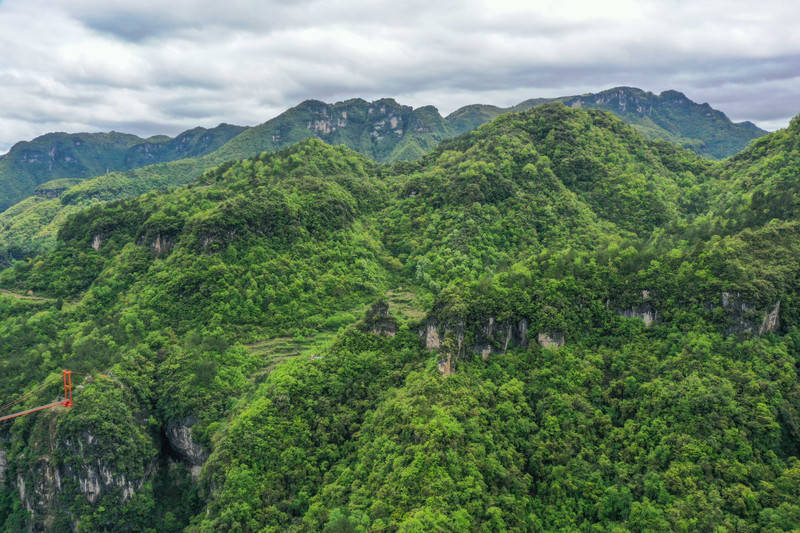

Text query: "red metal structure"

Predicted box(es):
[0, 370, 73, 423]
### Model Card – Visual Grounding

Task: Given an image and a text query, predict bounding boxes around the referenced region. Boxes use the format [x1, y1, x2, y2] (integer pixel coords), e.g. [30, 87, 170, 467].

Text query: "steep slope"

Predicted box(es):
[0, 131, 143, 211]
[448, 87, 767, 159]
[122, 123, 246, 169]
[0, 124, 245, 211]
[552, 87, 767, 159]
[216, 98, 455, 163]
[709, 114, 800, 230]
[0, 141, 393, 531]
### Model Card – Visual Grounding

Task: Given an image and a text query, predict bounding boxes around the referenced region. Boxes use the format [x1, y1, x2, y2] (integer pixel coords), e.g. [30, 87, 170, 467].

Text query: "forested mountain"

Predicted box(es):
[0, 125, 246, 212]
[0, 104, 798, 531]
[448, 87, 767, 159]
[0, 89, 765, 266]
[557, 88, 766, 158]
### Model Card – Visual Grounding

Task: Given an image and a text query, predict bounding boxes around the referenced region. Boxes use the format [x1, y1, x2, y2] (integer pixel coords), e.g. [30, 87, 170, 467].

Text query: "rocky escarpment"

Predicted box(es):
[13, 428, 156, 529]
[422, 287, 784, 375]
[165, 417, 209, 480]
[4, 411, 209, 530]
[759, 300, 781, 335]
[715, 291, 781, 335]
[150, 234, 175, 257]
[421, 313, 563, 374]
[0, 449, 7, 486]
[619, 290, 657, 327]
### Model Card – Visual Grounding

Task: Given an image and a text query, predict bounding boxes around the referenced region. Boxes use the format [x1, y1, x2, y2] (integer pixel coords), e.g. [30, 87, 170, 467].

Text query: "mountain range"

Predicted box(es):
[0, 100, 798, 531]
[0, 125, 245, 212]
[0, 87, 768, 265]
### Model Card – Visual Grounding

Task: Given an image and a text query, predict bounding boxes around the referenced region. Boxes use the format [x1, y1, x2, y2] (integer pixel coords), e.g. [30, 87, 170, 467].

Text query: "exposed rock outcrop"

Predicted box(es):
[62, 461, 143, 505]
[91, 234, 102, 251]
[718, 291, 780, 336]
[12, 427, 156, 529]
[759, 300, 781, 335]
[165, 417, 209, 479]
[537, 332, 565, 349]
[424, 320, 441, 350]
[437, 355, 453, 376]
[17, 458, 62, 515]
[423, 314, 530, 374]
[0, 449, 7, 486]
[619, 290, 657, 326]
[421, 317, 465, 375]
[152, 234, 174, 257]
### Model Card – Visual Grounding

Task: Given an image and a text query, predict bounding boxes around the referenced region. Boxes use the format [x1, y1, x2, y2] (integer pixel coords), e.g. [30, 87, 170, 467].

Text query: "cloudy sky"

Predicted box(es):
[0, 0, 798, 153]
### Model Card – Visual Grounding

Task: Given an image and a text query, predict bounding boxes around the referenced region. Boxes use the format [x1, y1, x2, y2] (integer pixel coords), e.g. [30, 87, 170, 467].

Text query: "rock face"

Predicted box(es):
[0, 449, 7, 486]
[165, 416, 209, 479]
[620, 303, 656, 326]
[619, 290, 657, 326]
[12, 428, 155, 529]
[152, 234, 175, 257]
[422, 314, 529, 374]
[91, 234, 102, 251]
[719, 291, 780, 336]
[63, 461, 143, 505]
[759, 300, 781, 335]
[421, 318, 464, 375]
[537, 332, 565, 349]
[424, 320, 441, 350]
[437, 355, 453, 376]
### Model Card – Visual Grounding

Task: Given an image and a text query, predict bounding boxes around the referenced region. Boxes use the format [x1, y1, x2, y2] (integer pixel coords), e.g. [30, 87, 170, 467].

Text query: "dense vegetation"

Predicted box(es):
[0, 104, 797, 532]
[547, 87, 767, 159]
[0, 88, 766, 266]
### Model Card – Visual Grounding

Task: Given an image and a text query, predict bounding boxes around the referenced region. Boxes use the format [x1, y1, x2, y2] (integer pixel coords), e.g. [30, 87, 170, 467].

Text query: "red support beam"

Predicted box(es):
[63, 370, 72, 408]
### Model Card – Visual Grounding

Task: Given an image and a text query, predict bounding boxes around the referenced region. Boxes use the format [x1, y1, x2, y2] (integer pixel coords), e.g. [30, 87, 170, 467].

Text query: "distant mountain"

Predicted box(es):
[212, 98, 456, 163]
[552, 87, 767, 159]
[220, 89, 766, 163]
[0, 89, 768, 264]
[446, 87, 767, 159]
[0, 124, 245, 211]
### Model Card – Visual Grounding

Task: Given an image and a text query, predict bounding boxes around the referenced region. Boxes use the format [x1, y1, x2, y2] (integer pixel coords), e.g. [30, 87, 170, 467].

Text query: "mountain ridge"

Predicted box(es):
[0, 88, 768, 265]
[0, 124, 246, 211]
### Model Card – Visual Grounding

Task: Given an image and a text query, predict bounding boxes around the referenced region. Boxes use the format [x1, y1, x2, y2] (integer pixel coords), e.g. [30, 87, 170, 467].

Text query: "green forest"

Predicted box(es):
[0, 103, 799, 531]
[0, 87, 765, 269]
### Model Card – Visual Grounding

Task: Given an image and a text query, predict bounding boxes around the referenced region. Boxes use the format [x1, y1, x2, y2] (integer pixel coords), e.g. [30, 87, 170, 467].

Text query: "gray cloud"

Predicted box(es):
[0, 0, 798, 153]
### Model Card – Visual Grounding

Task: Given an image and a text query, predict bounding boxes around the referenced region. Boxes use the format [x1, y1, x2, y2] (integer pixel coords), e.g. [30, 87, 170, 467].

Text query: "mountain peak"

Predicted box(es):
[659, 89, 689, 101]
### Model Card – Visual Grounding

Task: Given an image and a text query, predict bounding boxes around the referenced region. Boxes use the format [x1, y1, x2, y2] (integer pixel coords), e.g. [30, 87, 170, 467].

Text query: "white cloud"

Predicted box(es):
[0, 0, 798, 152]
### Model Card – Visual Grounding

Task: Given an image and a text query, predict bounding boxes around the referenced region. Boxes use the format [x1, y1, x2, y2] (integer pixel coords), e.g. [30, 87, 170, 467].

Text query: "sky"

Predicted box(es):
[0, 0, 798, 153]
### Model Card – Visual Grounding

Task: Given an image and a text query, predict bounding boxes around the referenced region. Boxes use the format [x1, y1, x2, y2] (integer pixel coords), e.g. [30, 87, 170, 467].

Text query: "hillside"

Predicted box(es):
[1, 104, 799, 531]
[448, 87, 767, 159]
[552, 87, 768, 159]
[0, 88, 765, 266]
[0, 124, 245, 211]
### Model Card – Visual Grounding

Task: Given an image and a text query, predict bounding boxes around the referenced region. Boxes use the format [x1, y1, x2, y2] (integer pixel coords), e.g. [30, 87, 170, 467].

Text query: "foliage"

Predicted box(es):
[0, 103, 798, 532]
[0, 88, 764, 265]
